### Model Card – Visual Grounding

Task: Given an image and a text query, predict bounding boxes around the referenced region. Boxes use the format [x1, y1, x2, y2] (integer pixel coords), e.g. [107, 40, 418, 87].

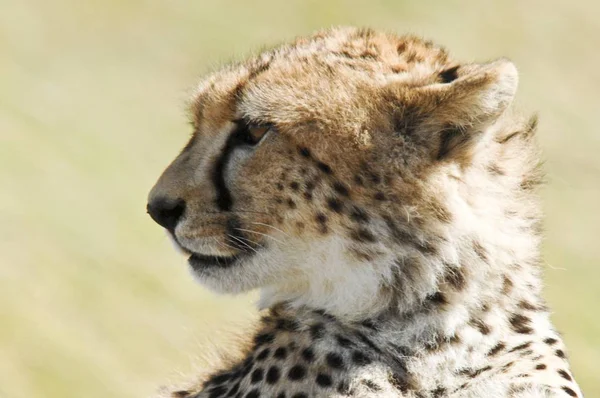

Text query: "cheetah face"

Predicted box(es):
[148, 28, 518, 317]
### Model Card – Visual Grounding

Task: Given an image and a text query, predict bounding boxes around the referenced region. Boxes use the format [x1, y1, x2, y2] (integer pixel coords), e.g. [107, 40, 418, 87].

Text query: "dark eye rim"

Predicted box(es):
[233, 118, 273, 146]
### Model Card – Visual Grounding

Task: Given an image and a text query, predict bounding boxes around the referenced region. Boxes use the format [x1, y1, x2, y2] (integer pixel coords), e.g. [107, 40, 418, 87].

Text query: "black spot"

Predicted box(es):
[509, 314, 534, 334]
[275, 318, 298, 331]
[556, 349, 566, 359]
[317, 161, 332, 174]
[316, 373, 333, 387]
[469, 318, 491, 335]
[439, 66, 459, 83]
[303, 191, 313, 201]
[241, 357, 253, 375]
[374, 192, 386, 201]
[353, 175, 364, 186]
[508, 342, 532, 353]
[463, 366, 492, 379]
[432, 386, 447, 397]
[426, 292, 447, 305]
[351, 228, 376, 243]
[288, 365, 306, 381]
[228, 382, 240, 396]
[355, 332, 382, 354]
[544, 337, 558, 345]
[351, 351, 372, 366]
[327, 197, 344, 213]
[273, 347, 287, 360]
[310, 323, 325, 340]
[286, 198, 296, 209]
[502, 275, 514, 295]
[326, 352, 344, 369]
[290, 182, 300, 191]
[382, 215, 439, 255]
[361, 319, 377, 330]
[518, 300, 541, 311]
[276, 183, 284, 191]
[276, 393, 286, 398]
[254, 333, 275, 346]
[472, 241, 488, 262]
[501, 362, 515, 373]
[332, 182, 350, 197]
[349, 207, 369, 223]
[444, 266, 467, 291]
[558, 369, 572, 381]
[335, 335, 354, 348]
[256, 348, 270, 361]
[316, 213, 328, 224]
[210, 372, 231, 385]
[561, 386, 578, 397]
[298, 147, 311, 158]
[535, 364, 547, 370]
[301, 347, 315, 362]
[245, 389, 260, 398]
[367, 171, 381, 184]
[207, 385, 227, 398]
[250, 368, 264, 384]
[266, 366, 281, 384]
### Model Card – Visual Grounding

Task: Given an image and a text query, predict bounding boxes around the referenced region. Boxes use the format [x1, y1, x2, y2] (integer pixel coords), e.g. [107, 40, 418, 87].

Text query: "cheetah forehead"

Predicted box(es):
[189, 27, 454, 130]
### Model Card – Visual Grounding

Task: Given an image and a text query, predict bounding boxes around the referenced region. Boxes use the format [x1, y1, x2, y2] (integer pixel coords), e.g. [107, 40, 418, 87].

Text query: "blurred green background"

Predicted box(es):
[1, 0, 598, 397]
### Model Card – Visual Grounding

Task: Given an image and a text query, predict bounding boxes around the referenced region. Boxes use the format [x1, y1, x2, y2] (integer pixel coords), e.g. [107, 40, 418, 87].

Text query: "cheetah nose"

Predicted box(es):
[147, 197, 186, 233]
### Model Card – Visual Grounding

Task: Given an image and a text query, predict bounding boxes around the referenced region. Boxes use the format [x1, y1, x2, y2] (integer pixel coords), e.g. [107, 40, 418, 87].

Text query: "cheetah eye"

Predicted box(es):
[234, 119, 272, 146]
[247, 124, 270, 144]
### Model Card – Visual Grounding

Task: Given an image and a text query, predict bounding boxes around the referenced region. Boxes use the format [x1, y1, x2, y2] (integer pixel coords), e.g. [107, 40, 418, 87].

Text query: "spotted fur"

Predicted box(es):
[148, 27, 583, 397]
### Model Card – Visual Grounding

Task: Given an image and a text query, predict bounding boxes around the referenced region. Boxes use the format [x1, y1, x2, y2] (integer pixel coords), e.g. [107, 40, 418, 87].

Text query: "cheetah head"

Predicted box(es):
[148, 27, 534, 320]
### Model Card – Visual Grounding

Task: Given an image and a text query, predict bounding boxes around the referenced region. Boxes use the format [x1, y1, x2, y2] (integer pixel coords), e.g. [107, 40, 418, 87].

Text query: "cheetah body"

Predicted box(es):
[148, 27, 583, 398]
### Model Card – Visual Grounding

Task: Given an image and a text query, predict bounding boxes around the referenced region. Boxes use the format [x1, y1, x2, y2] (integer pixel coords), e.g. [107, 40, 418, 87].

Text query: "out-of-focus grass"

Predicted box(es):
[1, 0, 598, 397]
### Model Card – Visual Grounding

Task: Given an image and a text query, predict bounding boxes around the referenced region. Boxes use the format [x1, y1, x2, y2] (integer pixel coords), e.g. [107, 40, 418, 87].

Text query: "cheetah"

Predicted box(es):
[147, 27, 583, 398]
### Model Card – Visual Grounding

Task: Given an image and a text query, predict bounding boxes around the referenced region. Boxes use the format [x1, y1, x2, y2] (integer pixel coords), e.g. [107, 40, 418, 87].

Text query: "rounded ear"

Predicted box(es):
[385, 59, 519, 162]
[418, 59, 519, 129]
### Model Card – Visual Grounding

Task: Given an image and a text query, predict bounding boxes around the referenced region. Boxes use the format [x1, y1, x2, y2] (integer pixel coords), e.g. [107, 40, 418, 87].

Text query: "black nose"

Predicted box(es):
[147, 197, 186, 232]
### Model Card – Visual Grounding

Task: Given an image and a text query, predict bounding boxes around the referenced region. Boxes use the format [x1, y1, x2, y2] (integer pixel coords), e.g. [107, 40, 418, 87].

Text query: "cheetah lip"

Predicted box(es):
[188, 252, 248, 269]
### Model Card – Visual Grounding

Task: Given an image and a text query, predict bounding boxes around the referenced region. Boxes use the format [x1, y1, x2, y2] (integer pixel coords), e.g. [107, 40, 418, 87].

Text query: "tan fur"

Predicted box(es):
[148, 27, 582, 398]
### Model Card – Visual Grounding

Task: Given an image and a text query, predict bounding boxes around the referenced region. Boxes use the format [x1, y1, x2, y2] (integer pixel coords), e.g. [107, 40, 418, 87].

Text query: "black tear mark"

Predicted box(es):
[212, 121, 265, 211]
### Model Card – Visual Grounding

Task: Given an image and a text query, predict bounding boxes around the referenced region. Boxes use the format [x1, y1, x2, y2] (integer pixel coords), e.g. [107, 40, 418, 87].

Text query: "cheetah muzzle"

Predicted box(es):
[148, 27, 583, 398]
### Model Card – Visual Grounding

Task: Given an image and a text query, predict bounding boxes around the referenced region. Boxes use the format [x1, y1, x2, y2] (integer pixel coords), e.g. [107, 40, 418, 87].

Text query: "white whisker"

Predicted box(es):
[227, 235, 259, 254]
[214, 236, 240, 253]
[235, 228, 286, 245]
[248, 221, 290, 237]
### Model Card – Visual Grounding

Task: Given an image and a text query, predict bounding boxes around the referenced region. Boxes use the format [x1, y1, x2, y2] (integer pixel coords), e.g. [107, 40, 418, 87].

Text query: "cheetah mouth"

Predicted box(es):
[188, 252, 248, 270]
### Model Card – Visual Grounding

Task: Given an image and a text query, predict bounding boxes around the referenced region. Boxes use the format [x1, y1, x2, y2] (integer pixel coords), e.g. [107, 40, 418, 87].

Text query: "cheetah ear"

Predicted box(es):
[414, 59, 519, 161]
